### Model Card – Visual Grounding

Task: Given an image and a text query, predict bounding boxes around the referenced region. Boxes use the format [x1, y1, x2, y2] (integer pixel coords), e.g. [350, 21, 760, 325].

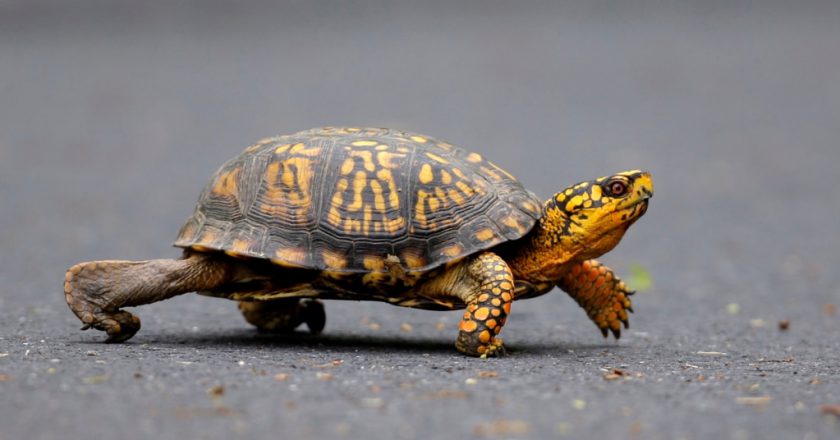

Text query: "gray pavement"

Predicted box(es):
[2, 1, 840, 439]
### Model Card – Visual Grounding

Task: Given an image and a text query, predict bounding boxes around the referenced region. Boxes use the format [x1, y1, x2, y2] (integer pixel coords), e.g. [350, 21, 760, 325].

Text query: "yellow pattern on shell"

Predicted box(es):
[174, 127, 542, 274]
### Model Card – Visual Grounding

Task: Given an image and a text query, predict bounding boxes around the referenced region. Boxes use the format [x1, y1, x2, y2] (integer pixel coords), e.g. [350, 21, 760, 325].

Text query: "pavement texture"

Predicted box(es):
[2, 1, 840, 439]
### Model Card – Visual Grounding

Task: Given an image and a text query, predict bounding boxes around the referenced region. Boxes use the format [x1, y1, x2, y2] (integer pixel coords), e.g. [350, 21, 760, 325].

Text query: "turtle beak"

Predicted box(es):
[635, 172, 654, 200]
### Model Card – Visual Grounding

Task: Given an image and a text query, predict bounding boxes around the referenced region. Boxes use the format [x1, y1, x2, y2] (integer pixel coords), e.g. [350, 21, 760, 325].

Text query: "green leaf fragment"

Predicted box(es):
[627, 263, 653, 292]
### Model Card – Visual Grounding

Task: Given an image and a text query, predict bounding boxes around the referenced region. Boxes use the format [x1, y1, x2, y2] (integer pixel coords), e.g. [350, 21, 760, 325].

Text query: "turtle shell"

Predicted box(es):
[174, 127, 542, 273]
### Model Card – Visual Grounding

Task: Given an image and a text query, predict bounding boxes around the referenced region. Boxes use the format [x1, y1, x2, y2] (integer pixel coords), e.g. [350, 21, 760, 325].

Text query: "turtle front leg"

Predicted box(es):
[453, 252, 515, 358]
[558, 259, 634, 339]
[238, 299, 326, 334]
[64, 253, 230, 342]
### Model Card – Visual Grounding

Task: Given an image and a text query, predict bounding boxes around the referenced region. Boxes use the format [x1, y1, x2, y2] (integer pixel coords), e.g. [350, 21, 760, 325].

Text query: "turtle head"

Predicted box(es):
[542, 170, 653, 262]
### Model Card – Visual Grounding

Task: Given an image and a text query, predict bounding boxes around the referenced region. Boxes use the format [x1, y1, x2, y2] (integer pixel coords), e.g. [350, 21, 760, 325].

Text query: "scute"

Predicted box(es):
[174, 127, 542, 273]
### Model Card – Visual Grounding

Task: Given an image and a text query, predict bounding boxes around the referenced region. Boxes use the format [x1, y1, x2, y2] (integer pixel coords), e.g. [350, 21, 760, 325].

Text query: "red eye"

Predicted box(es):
[607, 180, 628, 196]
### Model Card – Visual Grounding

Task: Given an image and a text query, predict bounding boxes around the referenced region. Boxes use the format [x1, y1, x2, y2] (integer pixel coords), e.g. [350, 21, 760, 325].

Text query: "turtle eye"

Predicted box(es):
[605, 179, 628, 197]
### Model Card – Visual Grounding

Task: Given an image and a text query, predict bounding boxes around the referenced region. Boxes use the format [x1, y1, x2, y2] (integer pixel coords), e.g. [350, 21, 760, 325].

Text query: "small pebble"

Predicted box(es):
[82, 375, 110, 385]
[819, 404, 840, 417]
[208, 385, 225, 398]
[472, 420, 531, 437]
[361, 397, 384, 408]
[736, 396, 771, 405]
[603, 368, 626, 381]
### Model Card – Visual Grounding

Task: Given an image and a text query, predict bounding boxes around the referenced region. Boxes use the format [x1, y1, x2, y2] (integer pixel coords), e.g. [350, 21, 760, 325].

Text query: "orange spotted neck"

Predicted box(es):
[507, 202, 578, 284]
[506, 199, 630, 285]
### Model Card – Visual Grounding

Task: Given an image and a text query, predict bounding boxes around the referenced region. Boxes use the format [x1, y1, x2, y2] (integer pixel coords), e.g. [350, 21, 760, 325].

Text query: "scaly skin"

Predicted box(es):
[558, 259, 634, 338]
[454, 253, 515, 357]
[64, 254, 230, 342]
[505, 171, 652, 342]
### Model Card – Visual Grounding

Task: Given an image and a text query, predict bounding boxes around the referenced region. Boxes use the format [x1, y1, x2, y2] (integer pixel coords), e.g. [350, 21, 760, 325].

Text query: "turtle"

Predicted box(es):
[64, 127, 653, 357]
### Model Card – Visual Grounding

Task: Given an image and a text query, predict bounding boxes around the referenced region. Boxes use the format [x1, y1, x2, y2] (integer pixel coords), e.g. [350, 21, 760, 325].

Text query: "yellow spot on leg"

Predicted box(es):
[474, 307, 490, 321]
[460, 319, 478, 333]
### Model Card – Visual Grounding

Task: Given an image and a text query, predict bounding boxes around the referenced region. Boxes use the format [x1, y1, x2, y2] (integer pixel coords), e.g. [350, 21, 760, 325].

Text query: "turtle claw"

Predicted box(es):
[96, 311, 141, 343]
[70, 301, 141, 342]
[479, 338, 506, 358]
[610, 327, 621, 339]
[600, 327, 609, 338]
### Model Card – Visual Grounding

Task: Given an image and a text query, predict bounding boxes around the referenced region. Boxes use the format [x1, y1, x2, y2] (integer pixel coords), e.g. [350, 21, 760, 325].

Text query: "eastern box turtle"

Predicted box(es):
[64, 127, 653, 357]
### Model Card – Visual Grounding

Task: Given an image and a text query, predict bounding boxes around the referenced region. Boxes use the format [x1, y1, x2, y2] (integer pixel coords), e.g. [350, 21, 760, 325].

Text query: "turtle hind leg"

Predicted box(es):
[64, 253, 230, 342]
[238, 299, 325, 334]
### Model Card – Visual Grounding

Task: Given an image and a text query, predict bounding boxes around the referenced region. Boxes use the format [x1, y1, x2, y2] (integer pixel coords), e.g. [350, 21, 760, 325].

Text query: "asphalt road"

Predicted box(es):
[2, 1, 840, 439]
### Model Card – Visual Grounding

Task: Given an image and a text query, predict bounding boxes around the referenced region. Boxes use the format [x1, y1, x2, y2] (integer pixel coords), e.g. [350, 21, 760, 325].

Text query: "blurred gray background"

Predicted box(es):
[1, 1, 839, 439]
